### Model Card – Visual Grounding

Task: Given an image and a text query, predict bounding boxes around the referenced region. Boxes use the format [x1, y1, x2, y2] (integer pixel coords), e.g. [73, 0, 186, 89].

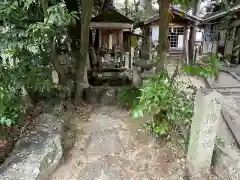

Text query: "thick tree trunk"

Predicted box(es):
[155, 0, 171, 73]
[40, 0, 48, 16]
[125, 0, 128, 16]
[42, 0, 66, 84]
[65, 0, 81, 51]
[74, 0, 94, 106]
[102, 0, 113, 11]
[144, 0, 153, 17]
[188, 0, 201, 65]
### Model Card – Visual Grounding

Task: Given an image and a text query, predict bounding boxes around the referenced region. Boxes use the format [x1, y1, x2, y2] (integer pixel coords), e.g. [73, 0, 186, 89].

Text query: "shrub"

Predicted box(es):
[118, 87, 141, 109]
[183, 53, 220, 78]
[130, 53, 219, 138]
[131, 72, 194, 137]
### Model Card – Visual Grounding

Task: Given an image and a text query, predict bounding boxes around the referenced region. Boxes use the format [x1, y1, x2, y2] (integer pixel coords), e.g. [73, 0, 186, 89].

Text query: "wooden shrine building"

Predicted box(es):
[200, 3, 240, 64]
[90, 6, 134, 69]
[136, 6, 201, 61]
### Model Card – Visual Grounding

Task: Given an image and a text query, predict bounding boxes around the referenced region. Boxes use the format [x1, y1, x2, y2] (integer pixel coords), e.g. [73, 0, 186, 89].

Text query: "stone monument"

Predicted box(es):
[187, 88, 223, 179]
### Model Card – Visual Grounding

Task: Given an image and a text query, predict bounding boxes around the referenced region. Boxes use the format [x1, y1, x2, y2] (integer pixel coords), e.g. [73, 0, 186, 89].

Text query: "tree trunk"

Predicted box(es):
[74, 0, 94, 106]
[125, 0, 128, 16]
[102, 0, 113, 11]
[144, 0, 153, 17]
[155, 0, 171, 73]
[188, 0, 201, 65]
[40, 0, 48, 16]
[65, 0, 81, 53]
[42, 0, 66, 84]
[51, 37, 66, 85]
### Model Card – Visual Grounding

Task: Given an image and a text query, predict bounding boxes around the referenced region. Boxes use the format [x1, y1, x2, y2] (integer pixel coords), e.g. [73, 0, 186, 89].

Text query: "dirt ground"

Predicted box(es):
[49, 105, 191, 180]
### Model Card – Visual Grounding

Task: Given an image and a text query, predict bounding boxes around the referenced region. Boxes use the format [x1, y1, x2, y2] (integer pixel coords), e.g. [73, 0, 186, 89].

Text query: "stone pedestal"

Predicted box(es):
[132, 67, 141, 88]
[187, 88, 223, 179]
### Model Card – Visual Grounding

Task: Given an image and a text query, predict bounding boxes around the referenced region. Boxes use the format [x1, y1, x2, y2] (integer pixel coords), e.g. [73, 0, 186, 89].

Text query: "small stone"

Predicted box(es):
[177, 159, 181, 164]
[181, 158, 185, 163]
[168, 170, 172, 175]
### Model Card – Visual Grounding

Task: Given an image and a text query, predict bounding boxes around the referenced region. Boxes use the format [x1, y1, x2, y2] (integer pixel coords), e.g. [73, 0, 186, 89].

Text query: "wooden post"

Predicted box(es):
[224, 20, 231, 57]
[99, 29, 102, 51]
[184, 24, 189, 64]
[225, 26, 236, 57]
[149, 27, 152, 60]
[119, 29, 124, 51]
[142, 26, 150, 58]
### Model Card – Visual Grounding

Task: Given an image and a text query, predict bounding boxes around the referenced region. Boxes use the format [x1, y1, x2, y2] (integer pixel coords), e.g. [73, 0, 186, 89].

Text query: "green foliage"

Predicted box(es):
[173, 0, 192, 6]
[0, 86, 27, 126]
[130, 53, 220, 139]
[183, 53, 220, 78]
[0, 0, 79, 126]
[0, 49, 59, 126]
[131, 72, 194, 137]
[118, 87, 141, 108]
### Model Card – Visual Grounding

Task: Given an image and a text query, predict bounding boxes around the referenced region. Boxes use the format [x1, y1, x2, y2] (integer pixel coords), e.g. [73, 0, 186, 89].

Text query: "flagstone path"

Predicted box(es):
[49, 106, 188, 180]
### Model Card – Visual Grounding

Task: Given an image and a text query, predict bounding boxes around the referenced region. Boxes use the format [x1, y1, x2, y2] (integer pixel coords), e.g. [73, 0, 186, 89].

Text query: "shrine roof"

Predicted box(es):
[137, 6, 201, 28]
[91, 6, 134, 24]
[202, 3, 240, 23]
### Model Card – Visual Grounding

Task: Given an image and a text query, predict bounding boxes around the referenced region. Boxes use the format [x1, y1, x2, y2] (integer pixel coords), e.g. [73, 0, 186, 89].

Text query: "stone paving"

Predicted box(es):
[50, 106, 188, 180]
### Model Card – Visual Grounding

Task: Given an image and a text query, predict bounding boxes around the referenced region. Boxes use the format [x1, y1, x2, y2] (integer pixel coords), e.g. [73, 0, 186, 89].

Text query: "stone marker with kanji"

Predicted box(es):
[187, 88, 223, 179]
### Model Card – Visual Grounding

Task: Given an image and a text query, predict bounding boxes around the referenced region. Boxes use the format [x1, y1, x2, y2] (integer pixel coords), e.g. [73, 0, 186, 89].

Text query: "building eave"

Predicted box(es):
[141, 6, 202, 27]
[202, 4, 240, 24]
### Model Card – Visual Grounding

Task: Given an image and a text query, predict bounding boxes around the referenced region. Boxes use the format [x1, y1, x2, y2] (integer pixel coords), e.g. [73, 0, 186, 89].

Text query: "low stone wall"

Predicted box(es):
[212, 97, 240, 180]
[0, 102, 70, 180]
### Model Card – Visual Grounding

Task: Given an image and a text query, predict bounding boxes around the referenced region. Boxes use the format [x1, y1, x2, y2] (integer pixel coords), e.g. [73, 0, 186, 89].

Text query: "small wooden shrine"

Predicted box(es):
[136, 6, 201, 61]
[90, 6, 134, 69]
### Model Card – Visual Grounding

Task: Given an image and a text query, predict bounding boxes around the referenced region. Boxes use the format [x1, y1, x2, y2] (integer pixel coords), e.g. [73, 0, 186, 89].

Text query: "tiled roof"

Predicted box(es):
[91, 6, 134, 23]
[142, 6, 202, 26]
[202, 3, 240, 23]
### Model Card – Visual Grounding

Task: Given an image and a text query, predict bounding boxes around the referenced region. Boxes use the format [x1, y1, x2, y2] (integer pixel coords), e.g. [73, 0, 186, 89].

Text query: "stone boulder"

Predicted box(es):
[83, 87, 105, 104]
[0, 104, 66, 180]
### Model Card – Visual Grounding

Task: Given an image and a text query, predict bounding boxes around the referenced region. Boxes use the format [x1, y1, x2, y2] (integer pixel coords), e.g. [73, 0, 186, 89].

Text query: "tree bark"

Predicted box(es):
[65, 0, 81, 53]
[102, 0, 113, 11]
[41, 0, 66, 84]
[155, 0, 171, 73]
[74, 0, 94, 106]
[51, 37, 66, 85]
[144, 0, 153, 17]
[188, 0, 201, 65]
[125, 0, 128, 16]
